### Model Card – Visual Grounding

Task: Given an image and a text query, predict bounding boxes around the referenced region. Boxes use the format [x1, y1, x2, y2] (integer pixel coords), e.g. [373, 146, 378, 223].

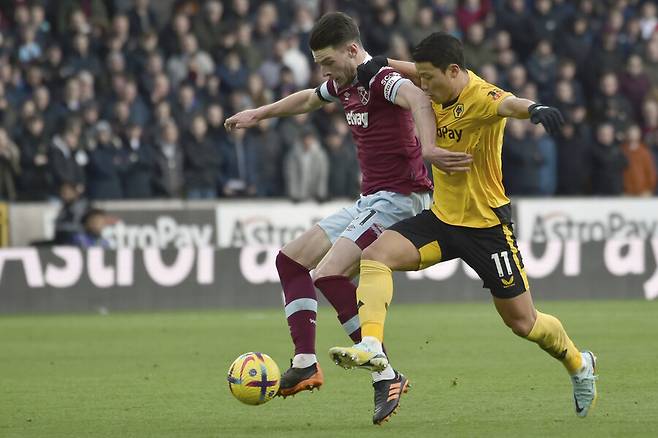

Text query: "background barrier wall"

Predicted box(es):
[2, 198, 657, 314]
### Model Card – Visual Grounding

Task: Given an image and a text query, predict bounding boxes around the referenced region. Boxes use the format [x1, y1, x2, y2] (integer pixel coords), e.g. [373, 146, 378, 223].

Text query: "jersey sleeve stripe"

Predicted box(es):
[317, 81, 341, 103]
[386, 77, 412, 103]
[315, 86, 331, 102]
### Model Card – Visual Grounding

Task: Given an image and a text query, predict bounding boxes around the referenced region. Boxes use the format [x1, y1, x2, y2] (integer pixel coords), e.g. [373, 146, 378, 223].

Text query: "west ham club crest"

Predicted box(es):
[357, 86, 370, 105]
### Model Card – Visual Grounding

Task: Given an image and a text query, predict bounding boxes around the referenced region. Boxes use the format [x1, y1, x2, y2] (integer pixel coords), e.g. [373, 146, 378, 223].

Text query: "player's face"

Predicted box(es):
[415, 62, 459, 104]
[313, 43, 358, 88]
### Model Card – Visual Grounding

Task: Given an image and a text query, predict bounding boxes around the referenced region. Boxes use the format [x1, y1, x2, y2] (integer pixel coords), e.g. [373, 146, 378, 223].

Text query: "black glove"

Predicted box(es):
[528, 103, 565, 136]
[357, 55, 388, 90]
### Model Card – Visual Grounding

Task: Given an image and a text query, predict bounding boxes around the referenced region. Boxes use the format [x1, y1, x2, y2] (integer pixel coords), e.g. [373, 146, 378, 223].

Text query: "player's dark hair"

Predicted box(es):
[309, 12, 362, 51]
[412, 32, 466, 71]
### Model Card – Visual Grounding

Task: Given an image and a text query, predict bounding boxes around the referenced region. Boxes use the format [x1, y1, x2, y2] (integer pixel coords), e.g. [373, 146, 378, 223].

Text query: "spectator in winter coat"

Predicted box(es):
[55, 78, 83, 125]
[86, 121, 127, 200]
[127, 0, 159, 39]
[591, 123, 628, 195]
[33, 86, 59, 136]
[217, 51, 249, 93]
[456, 0, 491, 33]
[526, 39, 558, 101]
[496, 0, 536, 60]
[152, 120, 184, 198]
[220, 127, 259, 197]
[589, 72, 634, 138]
[326, 118, 359, 199]
[407, 6, 442, 48]
[53, 182, 89, 245]
[246, 119, 283, 197]
[618, 54, 653, 123]
[284, 128, 328, 202]
[193, 0, 225, 54]
[56, 0, 109, 37]
[183, 114, 220, 199]
[502, 119, 542, 195]
[585, 32, 625, 97]
[622, 125, 657, 196]
[555, 117, 593, 195]
[531, 123, 557, 196]
[173, 83, 200, 130]
[206, 104, 227, 145]
[62, 33, 101, 77]
[461, 22, 496, 71]
[557, 15, 593, 74]
[119, 79, 150, 127]
[122, 124, 154, 199]
[166, 33, 215, 87]
[17, 116, 51, 200]
[48, 123, 86, 196]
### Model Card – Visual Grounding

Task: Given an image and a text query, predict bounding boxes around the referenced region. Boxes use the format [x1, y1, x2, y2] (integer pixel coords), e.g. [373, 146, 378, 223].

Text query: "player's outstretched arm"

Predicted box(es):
[224, 89, 326, 131]
[394, 82, 473, 173]
[497, 96, 565, 136]
[386, 59, 419, 86]
[357, 56, 420, 88]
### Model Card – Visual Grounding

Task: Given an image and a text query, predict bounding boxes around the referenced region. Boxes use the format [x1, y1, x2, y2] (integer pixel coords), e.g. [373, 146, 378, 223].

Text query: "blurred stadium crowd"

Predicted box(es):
[0, 0, 657, 205]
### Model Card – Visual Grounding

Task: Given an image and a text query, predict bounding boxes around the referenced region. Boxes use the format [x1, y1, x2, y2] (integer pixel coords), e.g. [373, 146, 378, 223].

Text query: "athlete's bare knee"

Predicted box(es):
[361, 244, 388, 265]
[504, 316, 535, 337]
[311, 266, 334, 282]
[280, 236, 320, 270]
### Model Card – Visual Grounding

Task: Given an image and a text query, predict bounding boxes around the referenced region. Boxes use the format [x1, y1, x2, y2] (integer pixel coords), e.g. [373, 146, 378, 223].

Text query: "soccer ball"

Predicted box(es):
[227, 352, 281, 405]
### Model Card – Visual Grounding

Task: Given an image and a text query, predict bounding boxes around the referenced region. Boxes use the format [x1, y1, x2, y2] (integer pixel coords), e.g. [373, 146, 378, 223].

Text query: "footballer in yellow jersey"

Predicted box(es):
[329, 32, 598, 421]
[429, 70, 513, 229]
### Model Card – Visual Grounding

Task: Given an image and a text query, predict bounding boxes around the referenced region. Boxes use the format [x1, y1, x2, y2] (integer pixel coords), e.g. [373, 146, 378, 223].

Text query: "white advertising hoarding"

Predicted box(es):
[515, 198, 658, 242]
[215, 200, 353, 248]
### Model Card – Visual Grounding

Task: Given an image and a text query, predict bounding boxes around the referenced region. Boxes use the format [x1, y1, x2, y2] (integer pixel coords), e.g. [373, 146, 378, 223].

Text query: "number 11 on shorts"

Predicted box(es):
[491, 251, 512, 277]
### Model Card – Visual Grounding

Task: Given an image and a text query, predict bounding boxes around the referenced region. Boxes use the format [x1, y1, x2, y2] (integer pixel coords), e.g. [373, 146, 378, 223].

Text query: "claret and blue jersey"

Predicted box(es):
[315, 65, 433, 197]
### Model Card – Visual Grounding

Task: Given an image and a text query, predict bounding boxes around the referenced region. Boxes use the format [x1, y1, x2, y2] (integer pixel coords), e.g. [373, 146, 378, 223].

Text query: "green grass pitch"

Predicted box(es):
[1, 300, 658, 437]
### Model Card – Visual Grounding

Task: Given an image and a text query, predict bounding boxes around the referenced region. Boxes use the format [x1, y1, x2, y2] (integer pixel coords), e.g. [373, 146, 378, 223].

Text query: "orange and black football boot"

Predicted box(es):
[278, 361, 324, 397]
[372, 371, 410, 425]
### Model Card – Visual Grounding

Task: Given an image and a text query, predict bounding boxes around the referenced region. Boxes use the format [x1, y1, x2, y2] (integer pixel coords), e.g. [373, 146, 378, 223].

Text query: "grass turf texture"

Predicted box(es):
[1, 300, 657, 437]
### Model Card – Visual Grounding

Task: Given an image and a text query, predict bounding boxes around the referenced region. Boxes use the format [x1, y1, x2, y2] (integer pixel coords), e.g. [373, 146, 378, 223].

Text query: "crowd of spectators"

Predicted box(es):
[0, 0, 657, 205]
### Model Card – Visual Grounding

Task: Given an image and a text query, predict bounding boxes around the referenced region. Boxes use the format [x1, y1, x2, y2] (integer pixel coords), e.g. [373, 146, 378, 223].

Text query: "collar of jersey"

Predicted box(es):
[441, 96, 459, 109]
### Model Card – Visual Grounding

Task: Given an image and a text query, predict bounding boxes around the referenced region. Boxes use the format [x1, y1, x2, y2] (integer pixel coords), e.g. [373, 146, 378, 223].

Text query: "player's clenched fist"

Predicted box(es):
[224, 108, 262, 131]
[528, 103, 565, 136]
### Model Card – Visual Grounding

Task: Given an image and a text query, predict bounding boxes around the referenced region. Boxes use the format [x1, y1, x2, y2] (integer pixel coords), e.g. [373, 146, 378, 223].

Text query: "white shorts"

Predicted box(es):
[317, 190, 432, 249]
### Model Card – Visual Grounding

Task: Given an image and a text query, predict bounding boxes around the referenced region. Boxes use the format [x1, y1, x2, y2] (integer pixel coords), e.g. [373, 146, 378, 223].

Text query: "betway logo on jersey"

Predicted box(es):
[346, 111, 369, 128]
[437, 126, 463, 142]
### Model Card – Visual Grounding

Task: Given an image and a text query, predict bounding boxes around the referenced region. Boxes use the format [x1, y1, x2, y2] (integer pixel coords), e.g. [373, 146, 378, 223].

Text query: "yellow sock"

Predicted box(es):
[525, 311, 583, 374]
[356, 260, 393, 342]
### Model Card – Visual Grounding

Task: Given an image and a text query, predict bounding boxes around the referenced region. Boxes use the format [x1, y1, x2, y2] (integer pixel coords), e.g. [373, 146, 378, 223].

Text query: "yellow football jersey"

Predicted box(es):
[430, 70, 513, 228]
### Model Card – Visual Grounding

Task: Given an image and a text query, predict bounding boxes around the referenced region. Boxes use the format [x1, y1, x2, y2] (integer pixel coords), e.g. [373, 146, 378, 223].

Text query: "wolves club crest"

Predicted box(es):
[453, 103, 464, 118]
[357, 86, 370, 105]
